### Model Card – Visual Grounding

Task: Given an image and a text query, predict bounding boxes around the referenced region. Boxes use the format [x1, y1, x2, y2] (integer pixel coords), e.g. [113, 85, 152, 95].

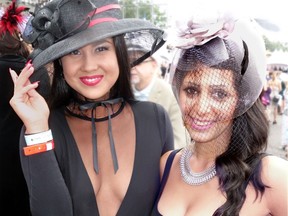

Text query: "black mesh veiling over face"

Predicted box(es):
[169, 18, 266, 155]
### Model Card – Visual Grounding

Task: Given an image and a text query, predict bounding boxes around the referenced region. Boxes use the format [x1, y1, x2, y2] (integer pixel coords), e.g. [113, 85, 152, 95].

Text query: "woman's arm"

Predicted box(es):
[20, 127, 73, 216]
[10, 64, 73, 215]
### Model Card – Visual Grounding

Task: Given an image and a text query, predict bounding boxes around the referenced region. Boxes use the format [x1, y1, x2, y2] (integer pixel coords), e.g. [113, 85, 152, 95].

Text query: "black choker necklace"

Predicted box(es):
[65, 98, 125, 122]
[65, 98, 125, 174]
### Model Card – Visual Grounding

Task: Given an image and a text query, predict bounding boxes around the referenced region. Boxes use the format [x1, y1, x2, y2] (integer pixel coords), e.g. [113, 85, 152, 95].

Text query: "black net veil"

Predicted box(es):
[169, 16, 267, 157]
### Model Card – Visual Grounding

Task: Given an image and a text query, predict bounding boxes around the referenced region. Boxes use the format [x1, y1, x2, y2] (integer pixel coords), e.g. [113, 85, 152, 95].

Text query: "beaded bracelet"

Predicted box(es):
[24, 129, 53, 146]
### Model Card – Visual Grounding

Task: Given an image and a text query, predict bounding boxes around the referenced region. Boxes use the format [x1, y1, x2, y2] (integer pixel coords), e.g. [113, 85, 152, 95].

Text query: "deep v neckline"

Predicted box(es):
[60, 102, 138, 215]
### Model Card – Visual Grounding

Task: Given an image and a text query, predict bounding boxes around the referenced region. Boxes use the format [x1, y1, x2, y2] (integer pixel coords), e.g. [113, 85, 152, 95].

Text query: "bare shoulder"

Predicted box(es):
[261, 155, 288, 183]
[261, 156, 288, 215]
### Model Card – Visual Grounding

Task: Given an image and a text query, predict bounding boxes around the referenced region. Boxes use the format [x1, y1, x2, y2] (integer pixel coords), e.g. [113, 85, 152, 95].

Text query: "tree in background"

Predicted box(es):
[263, 35, 288, 52]
[119, 0, 167, 28]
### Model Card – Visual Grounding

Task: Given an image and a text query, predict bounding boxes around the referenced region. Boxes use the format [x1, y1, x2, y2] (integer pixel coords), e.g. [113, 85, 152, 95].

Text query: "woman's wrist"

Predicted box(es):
[25, 123, 49, 135]
[23, 140, 54, 156]
[24, 129, 53, 146]
[23, 129, 54, 156]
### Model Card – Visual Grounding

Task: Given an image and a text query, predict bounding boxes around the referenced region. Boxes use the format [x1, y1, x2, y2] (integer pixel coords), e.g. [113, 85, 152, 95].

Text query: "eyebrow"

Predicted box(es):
[209, 84, 230, 88]
[185, 81, 230, 88]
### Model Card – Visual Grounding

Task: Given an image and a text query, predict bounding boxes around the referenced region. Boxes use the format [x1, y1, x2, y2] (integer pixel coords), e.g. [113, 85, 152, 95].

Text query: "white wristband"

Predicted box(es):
[24, 129, 53, 146]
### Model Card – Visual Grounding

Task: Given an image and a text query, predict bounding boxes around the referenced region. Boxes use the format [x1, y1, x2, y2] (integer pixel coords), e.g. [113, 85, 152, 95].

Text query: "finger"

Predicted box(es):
[15, 64, 34, 88]
[27, 81, 41, 97]
[9, 68, 18, 84]
[17, 63, 34, 86]
[15, 82, 40, 98]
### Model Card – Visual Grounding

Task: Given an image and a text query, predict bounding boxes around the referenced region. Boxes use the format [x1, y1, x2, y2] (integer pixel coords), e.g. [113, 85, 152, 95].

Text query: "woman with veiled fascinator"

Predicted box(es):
[151, 11, 288, 216]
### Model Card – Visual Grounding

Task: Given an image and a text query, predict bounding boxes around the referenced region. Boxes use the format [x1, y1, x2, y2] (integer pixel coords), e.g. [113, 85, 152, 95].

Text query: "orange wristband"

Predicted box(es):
[23, 140, 54, 156]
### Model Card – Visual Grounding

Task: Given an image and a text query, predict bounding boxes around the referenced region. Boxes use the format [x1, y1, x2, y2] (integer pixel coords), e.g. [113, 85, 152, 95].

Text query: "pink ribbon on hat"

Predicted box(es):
[176, 13, 236, 49]
[89, 4, 121, 27]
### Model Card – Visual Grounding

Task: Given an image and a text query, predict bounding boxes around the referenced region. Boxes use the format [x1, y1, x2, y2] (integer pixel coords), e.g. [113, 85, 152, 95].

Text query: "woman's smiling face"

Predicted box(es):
[179, 65, 238, 143]
[60, 38, 119, 101]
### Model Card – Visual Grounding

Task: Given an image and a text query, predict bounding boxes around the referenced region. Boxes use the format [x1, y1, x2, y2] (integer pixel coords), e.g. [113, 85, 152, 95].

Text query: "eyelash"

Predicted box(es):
[183, 87, 229, 100]
[95, 46, 109, 52]
[69, 45, 109, 55]
[184, 87, 197, 97]
[212, 90, 228, 100]
[70, 50, 80, 55]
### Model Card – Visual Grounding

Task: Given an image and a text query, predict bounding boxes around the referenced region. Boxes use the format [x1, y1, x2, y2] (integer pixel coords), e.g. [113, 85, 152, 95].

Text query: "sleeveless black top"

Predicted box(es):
[151, 149, 181, 216]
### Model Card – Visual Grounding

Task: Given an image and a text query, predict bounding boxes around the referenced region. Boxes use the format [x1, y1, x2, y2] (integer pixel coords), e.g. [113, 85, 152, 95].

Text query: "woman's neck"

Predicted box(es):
[66, 97, 125, 121]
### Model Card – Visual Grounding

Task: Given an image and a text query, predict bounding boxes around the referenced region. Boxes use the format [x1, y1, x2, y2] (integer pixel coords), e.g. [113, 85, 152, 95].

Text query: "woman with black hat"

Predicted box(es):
[152, 10, 288, 216]
[9, 0, 172, 215]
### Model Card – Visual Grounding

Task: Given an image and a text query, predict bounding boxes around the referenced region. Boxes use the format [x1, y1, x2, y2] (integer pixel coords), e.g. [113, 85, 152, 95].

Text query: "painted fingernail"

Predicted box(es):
[33, 81, 40, 85]
[26, 59, 32, 66]
[26, 63, 34, 70]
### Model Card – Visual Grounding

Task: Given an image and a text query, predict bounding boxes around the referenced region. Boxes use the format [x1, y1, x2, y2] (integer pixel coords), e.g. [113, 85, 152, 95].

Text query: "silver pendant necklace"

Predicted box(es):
[180, 145, 216, 185]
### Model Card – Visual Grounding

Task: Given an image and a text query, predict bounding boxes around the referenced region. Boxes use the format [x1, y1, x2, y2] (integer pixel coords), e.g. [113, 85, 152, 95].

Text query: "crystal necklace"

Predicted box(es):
[179, 145, 216, 185]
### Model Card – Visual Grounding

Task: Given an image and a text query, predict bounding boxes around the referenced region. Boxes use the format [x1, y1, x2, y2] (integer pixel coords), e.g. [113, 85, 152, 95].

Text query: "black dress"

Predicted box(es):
[19, 101, 174, 216]
[0, 55, 31, 215]
[0, 55, 50, 215]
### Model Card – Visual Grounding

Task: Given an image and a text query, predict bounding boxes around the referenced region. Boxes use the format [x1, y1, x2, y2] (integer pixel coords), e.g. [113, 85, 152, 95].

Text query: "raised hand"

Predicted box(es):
[9, 63, 50, 134]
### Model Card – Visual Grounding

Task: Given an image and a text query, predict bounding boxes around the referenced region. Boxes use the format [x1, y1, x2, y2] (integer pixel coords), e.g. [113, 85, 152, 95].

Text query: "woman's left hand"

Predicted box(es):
[9, 63, 50, 133]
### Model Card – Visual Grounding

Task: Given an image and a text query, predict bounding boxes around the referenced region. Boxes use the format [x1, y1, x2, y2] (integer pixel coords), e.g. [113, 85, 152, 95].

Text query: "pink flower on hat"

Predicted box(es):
[176, 12, 236, 49]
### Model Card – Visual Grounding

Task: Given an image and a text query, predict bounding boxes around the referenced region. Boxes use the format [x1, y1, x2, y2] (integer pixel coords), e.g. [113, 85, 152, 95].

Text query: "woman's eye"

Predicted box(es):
[95, 46, 109, 52]
[184, 87, 198, 97]
[69, 50, 81, 55]
[212, 89, 228, 100]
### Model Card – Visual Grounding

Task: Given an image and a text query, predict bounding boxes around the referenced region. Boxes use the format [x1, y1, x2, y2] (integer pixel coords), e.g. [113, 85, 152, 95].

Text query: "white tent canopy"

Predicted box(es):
[267, 51, 288, 72]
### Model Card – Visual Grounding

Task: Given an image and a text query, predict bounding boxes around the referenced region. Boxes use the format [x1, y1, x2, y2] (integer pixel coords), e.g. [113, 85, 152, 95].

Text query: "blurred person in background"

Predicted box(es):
[128, 44, 187, 149]
[260, 80, 271, 121]
[0, 1, 50, 215]
[278, 71, 286, 115]
[159, 54, 171, 79]
[268, 71, 282, 124]
[281, 79, 288, 158]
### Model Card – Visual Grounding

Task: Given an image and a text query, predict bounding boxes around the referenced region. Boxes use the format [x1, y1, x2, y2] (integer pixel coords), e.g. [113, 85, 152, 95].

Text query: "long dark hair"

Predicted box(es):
[47, 35, 134, 109]
[0, 31, 30, 58]
[174, 38, 269, 215]
[214, 99, 269, 215]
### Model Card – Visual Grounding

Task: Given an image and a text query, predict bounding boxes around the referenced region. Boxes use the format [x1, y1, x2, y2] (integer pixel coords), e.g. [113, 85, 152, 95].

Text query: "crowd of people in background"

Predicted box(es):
[260, 69, 288, 157]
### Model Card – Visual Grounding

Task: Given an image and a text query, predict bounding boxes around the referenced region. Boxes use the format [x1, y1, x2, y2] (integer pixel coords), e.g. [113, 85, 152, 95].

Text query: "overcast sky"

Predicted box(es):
[154, 0, 288, 42]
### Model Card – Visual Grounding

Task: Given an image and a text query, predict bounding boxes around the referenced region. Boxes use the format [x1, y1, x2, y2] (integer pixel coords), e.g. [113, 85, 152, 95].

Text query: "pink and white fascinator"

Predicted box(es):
[175, 11, 236, 49]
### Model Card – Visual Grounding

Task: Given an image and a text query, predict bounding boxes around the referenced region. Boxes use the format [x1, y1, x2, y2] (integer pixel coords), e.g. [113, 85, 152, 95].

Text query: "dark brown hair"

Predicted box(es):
[0, 31, 30, 58]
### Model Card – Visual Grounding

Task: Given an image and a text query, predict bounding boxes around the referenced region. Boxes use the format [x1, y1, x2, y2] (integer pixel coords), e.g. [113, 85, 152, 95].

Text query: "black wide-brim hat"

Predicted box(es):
[23, 0, 166, 70]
